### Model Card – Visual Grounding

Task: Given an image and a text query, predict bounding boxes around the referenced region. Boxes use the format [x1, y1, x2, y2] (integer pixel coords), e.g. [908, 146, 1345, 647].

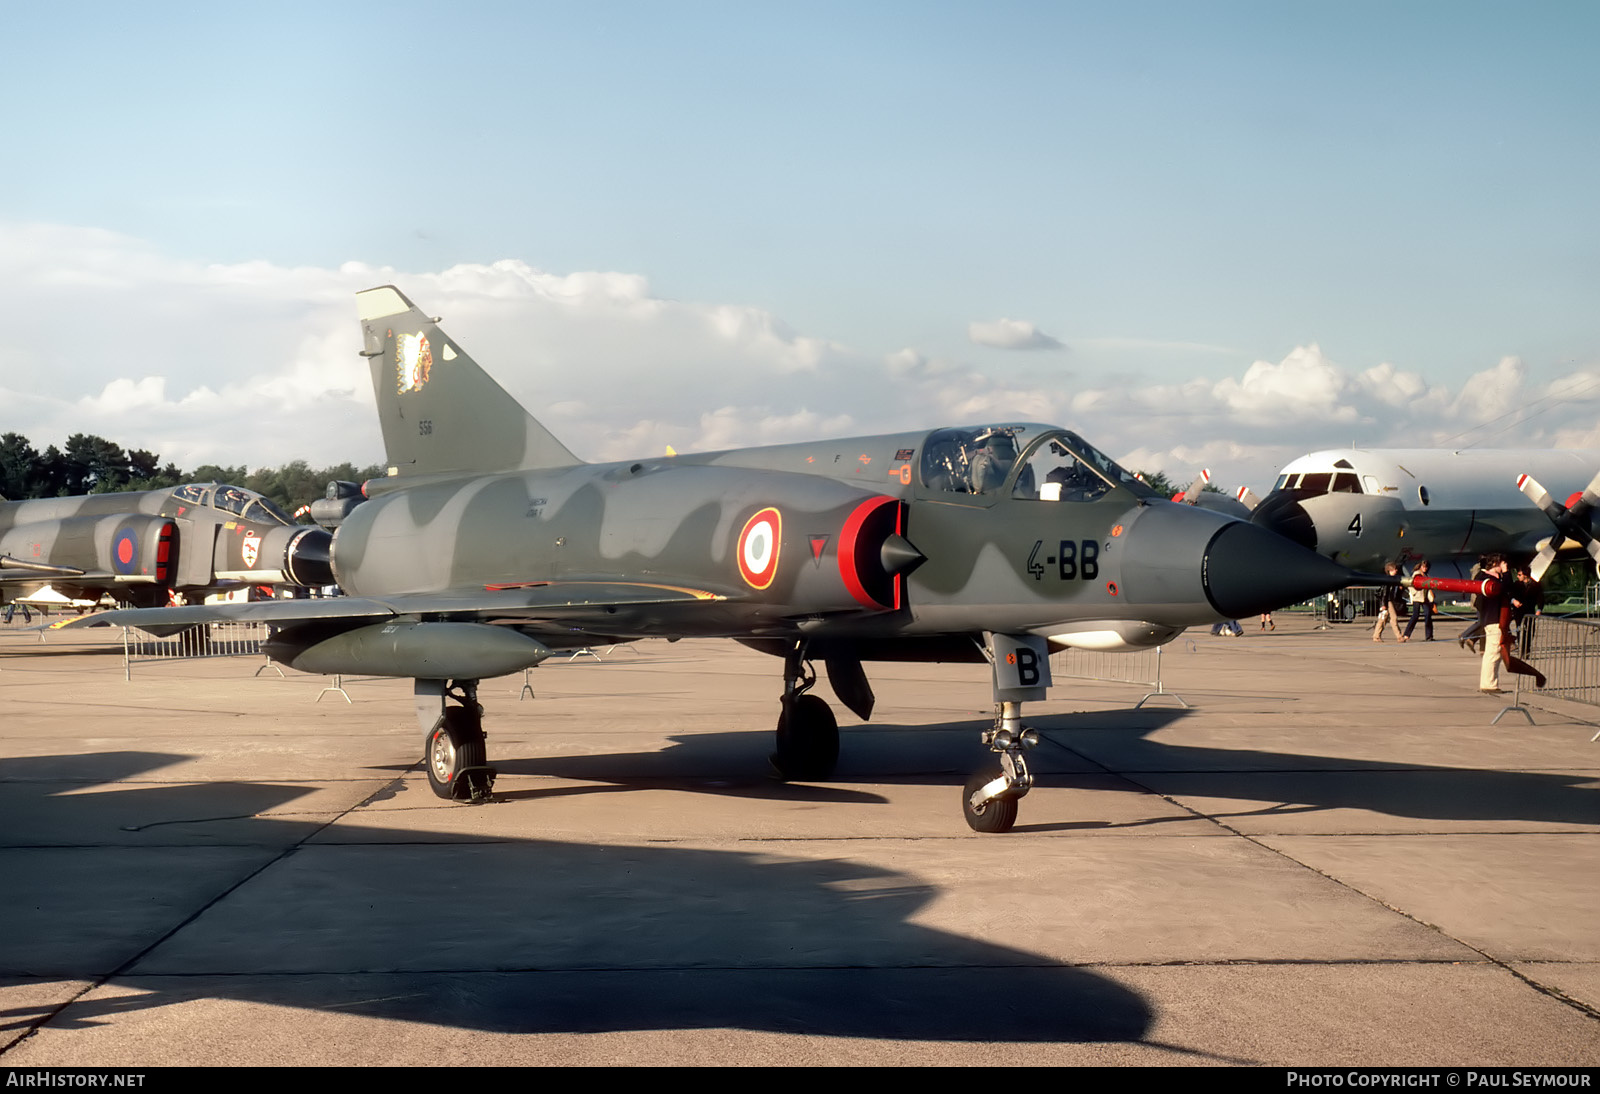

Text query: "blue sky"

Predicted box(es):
[3, 2, 1597, 488]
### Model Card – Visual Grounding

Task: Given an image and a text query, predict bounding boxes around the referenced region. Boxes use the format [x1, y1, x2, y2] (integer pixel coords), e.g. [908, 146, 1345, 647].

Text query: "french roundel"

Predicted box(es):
[737, 507, 782, 589]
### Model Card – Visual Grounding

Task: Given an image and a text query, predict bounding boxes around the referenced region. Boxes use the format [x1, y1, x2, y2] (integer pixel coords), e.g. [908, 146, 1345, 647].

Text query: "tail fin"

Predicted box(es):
[356, 285, 581, 478]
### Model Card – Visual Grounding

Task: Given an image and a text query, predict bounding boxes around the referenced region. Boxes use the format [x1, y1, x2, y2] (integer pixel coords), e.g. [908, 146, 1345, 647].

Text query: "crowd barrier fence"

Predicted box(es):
[1513, 615, 1600, 739]
[1050, 644, 1187, 708]
[121, 623, 280, 682]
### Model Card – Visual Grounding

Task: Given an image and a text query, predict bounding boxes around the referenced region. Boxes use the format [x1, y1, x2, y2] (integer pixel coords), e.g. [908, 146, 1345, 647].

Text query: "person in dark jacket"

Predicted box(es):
[1511, 564, 1544, 630]
[1373, 562, 1406, 642]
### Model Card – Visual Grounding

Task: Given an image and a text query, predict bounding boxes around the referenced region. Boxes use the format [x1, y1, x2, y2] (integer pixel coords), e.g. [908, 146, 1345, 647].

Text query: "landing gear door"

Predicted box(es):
[990, 632, 1051, 703]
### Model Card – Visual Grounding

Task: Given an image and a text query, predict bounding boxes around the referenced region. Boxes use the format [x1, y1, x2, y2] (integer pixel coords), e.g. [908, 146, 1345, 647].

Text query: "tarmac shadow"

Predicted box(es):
[4, 751, 1156, 1047]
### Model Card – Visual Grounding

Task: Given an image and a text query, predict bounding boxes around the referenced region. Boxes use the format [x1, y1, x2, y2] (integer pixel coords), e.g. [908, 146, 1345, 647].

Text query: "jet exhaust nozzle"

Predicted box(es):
[285, 527, 335, 587]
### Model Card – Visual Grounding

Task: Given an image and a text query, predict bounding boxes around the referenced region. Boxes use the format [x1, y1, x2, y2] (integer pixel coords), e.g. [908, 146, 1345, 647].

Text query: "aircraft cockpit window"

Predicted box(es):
[1011, 431, 1157, 503]
[1274, 474, 1292, 492]
[242, 497, 295, 526]
[1060, 430, 1158, 497]
[169, 482, 295, 524]
[213, 485, 252, 516]
[920, 426, 1026, 495]
[1299, 472, 1332, 495]
[1332, 473, 1361, 494]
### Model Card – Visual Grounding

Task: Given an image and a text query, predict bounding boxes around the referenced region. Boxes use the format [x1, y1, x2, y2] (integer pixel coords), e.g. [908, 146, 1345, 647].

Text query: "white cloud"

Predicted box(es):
[967, 318, 1065, 351]
[884, 347, 960, 379]
[1447, 356, 1525, 423]
[1212, 345, 1356, 424]
[689, 407, 858, 456]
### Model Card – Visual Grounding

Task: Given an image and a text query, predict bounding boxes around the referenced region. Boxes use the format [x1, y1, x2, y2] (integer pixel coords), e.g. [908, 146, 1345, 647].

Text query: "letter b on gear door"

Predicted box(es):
[990, 633, 1052, 702]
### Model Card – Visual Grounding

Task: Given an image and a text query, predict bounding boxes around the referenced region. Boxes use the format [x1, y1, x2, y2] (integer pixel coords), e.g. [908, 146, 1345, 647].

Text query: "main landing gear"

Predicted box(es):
[962, 700, 1038, 833]
[770, 644, 839, 781]
[420, 679, 496, 803]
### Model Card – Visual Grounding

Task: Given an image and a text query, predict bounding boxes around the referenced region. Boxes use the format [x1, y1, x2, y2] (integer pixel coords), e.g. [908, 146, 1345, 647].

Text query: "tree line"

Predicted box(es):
[0, 432, 381, 516]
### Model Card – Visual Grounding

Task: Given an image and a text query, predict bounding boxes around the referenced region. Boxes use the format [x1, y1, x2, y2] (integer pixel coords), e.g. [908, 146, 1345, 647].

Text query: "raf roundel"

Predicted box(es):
[111, 528, 139, 575]
[736, 507, 783, 590]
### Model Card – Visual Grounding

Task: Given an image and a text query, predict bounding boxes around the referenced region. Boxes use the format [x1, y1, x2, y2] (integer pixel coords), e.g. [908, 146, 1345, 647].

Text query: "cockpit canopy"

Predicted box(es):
[920, 425, 1158, 502]
[1272, 457, 1369, 498]
[170, 483, 295, 526]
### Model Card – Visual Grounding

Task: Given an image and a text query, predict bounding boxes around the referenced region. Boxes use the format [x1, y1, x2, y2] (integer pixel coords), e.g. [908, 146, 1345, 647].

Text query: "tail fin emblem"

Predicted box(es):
[396, 332, 434, 394]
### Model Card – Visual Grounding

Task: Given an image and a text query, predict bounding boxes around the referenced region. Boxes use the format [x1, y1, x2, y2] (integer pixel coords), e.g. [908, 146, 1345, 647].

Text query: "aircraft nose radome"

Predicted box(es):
[1203, 519, 1353, 618]
[1249, 491, 1318, 551]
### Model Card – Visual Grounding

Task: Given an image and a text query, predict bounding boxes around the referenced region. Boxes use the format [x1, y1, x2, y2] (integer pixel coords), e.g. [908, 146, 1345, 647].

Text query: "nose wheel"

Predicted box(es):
[962, 702, 1037, 833]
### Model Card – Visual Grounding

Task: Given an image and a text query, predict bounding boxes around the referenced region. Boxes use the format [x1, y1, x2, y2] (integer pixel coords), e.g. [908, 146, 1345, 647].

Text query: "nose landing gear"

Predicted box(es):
[960, 633, 1052, 833]
[962, 700, 1038, 833]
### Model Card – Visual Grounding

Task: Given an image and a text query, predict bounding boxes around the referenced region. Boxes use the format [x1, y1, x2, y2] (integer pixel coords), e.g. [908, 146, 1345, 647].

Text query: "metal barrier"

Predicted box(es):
[1050, 644, 1187, 708]
[1320, 587, 1474, 629]
[121, 623, 280, 681]
[1514, 615, 1600, 739]
[1322, 587, 1382, 624]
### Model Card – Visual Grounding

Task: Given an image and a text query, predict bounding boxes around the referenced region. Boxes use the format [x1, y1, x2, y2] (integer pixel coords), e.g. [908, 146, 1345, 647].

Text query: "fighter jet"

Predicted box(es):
[1250, 448, 1600, 579]
[1, 481, 333, 610]
[71, 286, 1353, 832]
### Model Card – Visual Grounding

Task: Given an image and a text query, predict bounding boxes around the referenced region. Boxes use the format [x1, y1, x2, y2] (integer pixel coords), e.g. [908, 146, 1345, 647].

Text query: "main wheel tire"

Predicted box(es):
[771, 694, 839, 781]
[425, 707, 488, 802]
[962, 769, 1018, 834]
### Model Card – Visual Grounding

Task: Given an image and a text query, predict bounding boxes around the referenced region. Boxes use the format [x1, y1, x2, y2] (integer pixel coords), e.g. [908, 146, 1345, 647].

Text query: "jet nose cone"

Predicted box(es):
[1204, 519, 1353, 618]
[1249, 491, 1318, 551]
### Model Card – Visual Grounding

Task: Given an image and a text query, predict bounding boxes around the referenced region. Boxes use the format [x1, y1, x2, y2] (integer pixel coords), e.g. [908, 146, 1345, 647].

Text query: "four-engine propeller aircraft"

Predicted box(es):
[1, 482, 334, 609]
[1250, 448, 1600, 580]
[70, 286, 1356, 832]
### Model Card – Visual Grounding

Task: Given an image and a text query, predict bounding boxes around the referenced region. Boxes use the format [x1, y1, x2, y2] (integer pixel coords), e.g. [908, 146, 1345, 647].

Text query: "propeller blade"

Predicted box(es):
[1181, 469, 1210, 505]
[1529, 544, 1558, 583]
[1516, 473, 1561, 520]
[1563, 467, 1600, 528]
[1518, 469, 1600, 578]
[1234, 485, 1260, 512]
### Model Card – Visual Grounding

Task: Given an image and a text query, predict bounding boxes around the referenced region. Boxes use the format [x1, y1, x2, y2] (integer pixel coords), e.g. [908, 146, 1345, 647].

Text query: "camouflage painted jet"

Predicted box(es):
[1, 482, 333, 611]
[72, 286, 1353, 832]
